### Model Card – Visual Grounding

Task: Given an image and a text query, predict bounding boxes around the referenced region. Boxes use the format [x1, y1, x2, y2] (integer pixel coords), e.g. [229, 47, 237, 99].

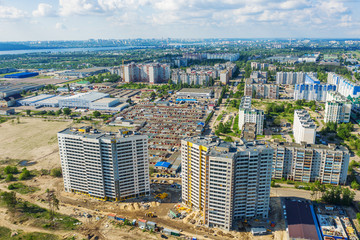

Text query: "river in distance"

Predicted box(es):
[0, 46, 153, 55]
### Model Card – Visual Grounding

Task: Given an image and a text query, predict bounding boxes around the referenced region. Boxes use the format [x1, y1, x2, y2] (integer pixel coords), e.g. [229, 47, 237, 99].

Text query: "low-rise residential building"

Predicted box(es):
[271, 142, 349, 185]
[293, 110, 316, 144]
[58, 127, 150, 201]
[182, 137, 273, 230]
[324, 92, 352, 123]
[238, 96, 264, 135]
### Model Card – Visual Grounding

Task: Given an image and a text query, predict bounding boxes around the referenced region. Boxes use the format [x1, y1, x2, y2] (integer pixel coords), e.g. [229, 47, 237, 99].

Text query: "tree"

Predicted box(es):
[93, 111, 101, 118]
[55, 109, 62, 116]
[5, 174, 15, 182]
[63, 108, 71, 115]
[18, 169, 31, 180]
[1, 191, 17, 213]
[351, 180, 360, 190]
[26, 110, 31, 116]
[271, 181, 276, 187]
[50, 168, 62, 177]
[4, 166, 18, 174]
[46, 189, 60, 226]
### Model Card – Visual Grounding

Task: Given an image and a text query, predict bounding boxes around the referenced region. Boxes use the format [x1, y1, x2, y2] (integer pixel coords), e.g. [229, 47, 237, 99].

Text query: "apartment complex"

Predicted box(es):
[238, 96, 264, 135]
[293, 110, 316, 144]
[58, 127, 150, 201]
[181, 137, 273, 230]
[123, 62, 170, 84]
[328, 72, 360, 98]
[324, 92, 352, 123]
[250, 71, 268, 83]
[294, 83, 336, 101]
[271, 142, 349, 185]
[171, 62, 237, 86]
[182, 53, 240, 61]
[244, 84, 279, 99]
[251, 62, 269, 70]
[276, 72, 317, 85]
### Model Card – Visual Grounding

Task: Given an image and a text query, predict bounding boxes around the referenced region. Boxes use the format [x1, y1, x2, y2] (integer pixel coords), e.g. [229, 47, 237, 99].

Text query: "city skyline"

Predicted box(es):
[0, 0, 360, 41]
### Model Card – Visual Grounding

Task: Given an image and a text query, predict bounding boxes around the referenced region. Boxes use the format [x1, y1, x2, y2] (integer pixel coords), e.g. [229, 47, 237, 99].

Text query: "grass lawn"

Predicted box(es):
[233, 115, 239, 132]
[256, 135, 265, 139]
[216, 113, 224, 121]
[0, 226, 59, 240]
[271, 134, 285, 141]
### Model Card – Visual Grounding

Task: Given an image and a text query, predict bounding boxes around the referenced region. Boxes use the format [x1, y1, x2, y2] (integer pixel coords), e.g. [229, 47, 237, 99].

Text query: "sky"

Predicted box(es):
[0, 0, 359, 41]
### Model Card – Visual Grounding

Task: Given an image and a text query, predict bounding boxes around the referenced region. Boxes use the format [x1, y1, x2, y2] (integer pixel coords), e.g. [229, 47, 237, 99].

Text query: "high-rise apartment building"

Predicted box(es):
[123, 62, 170, 83]
[293, 110, 316, 144]
[276, 72, 317, 85]
[181, 137, 273, 230]
[238, 96, 264, 135]
[324, 92, 352, 123]
[271, 142, 349, 185]
[58, 127, 150, 201]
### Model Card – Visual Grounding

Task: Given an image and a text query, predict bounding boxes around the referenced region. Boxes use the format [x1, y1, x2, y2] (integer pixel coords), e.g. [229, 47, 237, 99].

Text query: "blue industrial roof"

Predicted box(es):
[4, 72, 39, 78]
[154, 161, 171, 168]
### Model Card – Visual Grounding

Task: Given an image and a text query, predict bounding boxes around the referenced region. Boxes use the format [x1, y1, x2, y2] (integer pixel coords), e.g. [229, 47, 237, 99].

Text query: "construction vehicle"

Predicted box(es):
[155, 193, 168, 199]
[145, 212, 155, 218]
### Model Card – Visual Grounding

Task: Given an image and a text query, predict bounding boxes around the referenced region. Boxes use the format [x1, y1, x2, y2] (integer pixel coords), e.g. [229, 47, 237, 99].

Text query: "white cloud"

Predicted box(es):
[0, 5, 27, 19]
[59, 0, 101, 16]
[33, 3, 55, 17]
[55, 22, 67, 30]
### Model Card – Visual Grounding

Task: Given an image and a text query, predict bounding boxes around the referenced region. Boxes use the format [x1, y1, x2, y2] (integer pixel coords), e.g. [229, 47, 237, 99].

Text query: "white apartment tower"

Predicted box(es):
[181, 137, 273, 230]
[325, 92, 352, 123]
[238, 96, 264, 135]
[293, 110, 316, 144]
[58, 127, 150, 201]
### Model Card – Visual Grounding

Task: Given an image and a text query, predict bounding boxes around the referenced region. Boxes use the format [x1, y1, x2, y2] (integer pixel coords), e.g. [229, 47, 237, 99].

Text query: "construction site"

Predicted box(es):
[110, 101, 211, 174]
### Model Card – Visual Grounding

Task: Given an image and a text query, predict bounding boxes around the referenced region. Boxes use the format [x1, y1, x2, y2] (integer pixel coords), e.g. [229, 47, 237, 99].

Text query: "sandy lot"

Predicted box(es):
[0, 117, 70, 170]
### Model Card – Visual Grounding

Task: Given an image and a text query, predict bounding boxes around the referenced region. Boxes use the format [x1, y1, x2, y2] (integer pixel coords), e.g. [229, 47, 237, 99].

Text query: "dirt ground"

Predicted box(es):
[0, 174, 288, 240]
[0, 117, 289, 240]
[0, 117, 70, 170]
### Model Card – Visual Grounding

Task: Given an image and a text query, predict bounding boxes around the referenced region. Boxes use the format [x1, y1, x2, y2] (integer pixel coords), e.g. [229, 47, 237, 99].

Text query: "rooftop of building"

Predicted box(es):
[19, 94, 55, 102]
[91, 97, 120, 103]
[183, 136, 271, 159]
[61, 92, 108, 101]
[271, 141, 349, 152]
[58, 127, 144, 140]
[177, 88, 213, 94]
[74, 67, 108, 73]
[285, 199, 321, 240]
[294, 109, 316, 129]
[239, 96, 252, 109]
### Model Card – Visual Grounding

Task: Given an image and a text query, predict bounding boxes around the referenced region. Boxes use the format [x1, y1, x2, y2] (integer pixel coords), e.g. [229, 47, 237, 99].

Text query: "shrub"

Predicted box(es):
[50, 168, 62, 177]
[18, 169, 31, 180]
[5, 174, 15, 182]
[4, 166, 18, 174]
